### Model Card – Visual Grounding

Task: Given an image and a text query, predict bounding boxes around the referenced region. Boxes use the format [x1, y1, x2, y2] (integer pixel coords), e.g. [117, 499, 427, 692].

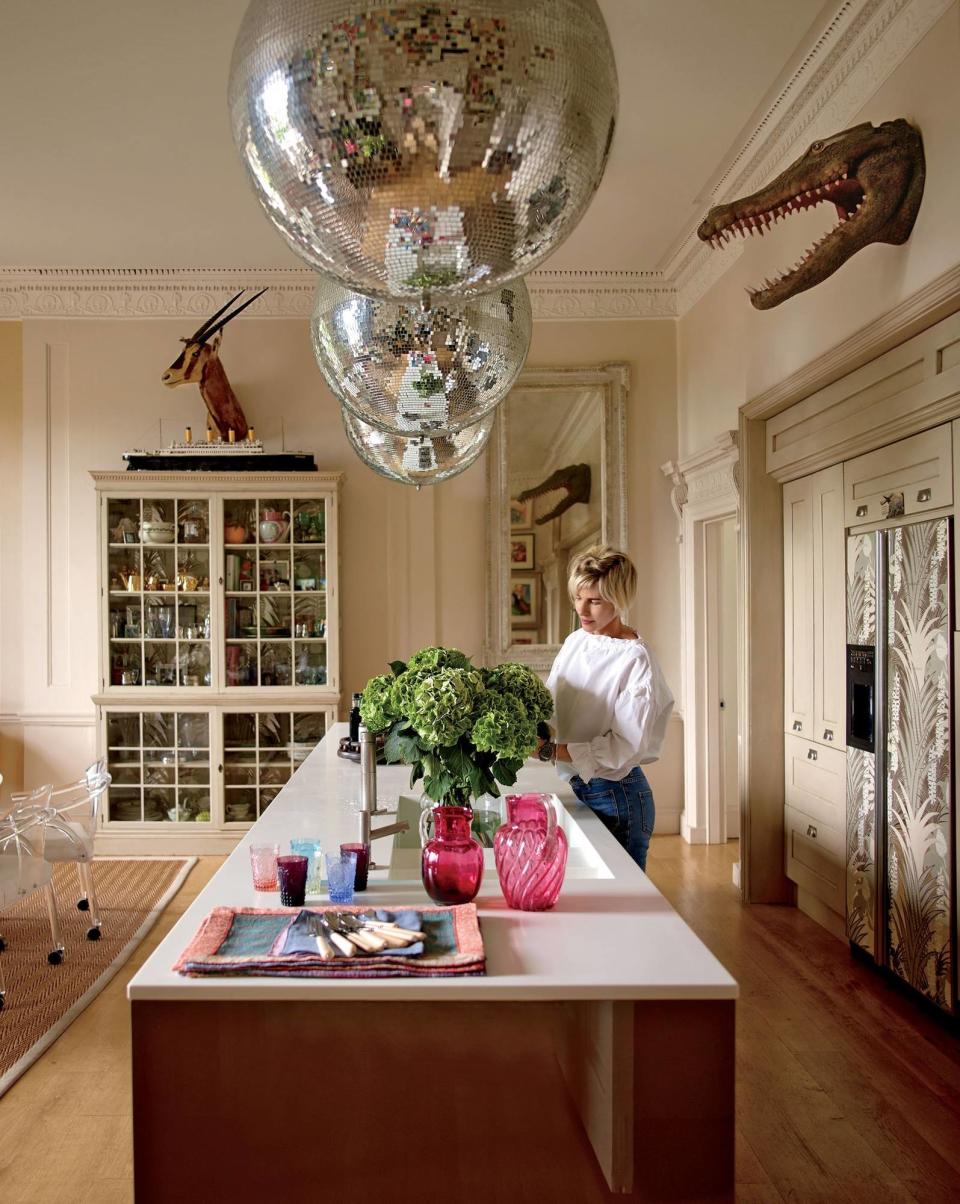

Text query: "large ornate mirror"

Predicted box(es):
[485, 364, 628, 671]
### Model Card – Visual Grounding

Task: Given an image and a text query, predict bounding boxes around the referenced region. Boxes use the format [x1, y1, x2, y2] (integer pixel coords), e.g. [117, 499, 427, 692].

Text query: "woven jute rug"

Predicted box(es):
[0, 856, 195, 1096]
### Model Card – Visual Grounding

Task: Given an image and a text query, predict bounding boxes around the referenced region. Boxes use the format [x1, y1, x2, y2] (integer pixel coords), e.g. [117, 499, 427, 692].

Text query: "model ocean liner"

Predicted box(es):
[123, 429, 316, 472]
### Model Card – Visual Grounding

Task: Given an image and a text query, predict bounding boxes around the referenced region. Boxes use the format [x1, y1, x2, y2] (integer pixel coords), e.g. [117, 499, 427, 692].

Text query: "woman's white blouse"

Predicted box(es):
[546, 628, 674, 783]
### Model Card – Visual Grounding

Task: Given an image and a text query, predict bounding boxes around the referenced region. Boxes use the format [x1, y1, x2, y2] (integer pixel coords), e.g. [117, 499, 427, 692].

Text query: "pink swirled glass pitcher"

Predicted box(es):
[494, 793, 568, 910]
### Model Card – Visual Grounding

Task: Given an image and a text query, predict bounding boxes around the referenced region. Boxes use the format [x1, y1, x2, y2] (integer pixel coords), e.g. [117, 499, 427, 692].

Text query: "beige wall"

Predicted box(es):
[0, 313, 684, 819]
[678, 4, 960, 456]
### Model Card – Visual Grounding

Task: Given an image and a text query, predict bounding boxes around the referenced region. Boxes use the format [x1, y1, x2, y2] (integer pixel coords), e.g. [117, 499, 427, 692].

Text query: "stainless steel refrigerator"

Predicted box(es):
[846, 517, 955, 1013]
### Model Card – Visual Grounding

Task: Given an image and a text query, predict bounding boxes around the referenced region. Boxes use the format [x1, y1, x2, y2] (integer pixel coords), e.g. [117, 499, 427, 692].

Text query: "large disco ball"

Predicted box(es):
[311, 276, 530, 435]
[228, 0, 618, 301]
[342, 405, 494, 485]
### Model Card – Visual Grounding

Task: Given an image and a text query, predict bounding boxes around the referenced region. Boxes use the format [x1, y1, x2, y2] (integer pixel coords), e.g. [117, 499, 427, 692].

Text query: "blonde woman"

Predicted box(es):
[537, 546, 673, 871]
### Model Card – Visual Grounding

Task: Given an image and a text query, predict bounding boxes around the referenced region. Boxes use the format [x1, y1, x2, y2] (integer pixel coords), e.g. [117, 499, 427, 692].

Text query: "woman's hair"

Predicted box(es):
[568, 545, 637, 616]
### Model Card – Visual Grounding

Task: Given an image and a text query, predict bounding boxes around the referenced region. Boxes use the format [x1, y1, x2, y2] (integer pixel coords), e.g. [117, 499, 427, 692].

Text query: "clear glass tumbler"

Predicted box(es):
[325, 851, 357, 905]
[249, 843, 280, 890]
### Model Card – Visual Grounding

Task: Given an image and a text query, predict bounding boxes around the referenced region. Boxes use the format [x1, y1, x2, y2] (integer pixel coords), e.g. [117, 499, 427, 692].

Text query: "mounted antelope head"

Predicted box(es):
[162, 288, 267, 440]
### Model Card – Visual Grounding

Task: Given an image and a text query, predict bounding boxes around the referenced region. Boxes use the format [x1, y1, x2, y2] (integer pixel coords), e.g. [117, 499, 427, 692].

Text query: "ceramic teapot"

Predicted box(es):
[259, 509, 291, 543]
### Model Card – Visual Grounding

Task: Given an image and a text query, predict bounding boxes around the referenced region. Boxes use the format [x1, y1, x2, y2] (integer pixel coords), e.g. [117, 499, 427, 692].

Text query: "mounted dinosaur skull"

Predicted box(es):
[697, 119, 925, 310]
[162, 288, 267, 438]
[518, 463, 591, 524]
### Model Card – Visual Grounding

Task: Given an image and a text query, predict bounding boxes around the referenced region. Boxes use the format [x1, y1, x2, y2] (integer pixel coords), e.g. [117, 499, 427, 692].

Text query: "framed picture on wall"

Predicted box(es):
[510, 575, 539, 627]
[510, 498, 532, 528]
[509, 532, 534, 569]
[511, 631, 534, 645]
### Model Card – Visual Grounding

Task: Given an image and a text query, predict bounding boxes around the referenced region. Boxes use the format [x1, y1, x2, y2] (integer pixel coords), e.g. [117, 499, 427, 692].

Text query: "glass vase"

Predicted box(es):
[419, 804, 484, 905]
[494, 793, 568, 910]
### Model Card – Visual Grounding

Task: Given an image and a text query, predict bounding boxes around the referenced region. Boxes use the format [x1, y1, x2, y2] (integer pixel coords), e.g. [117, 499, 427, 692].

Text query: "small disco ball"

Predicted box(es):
[311, 275, 530, 435]
[228, 0, 617, 301]
[342, 404, 494, 485]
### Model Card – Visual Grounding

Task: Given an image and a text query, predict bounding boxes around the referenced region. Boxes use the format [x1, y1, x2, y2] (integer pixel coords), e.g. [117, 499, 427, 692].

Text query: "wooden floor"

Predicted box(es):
[1, 839, 958, 1203]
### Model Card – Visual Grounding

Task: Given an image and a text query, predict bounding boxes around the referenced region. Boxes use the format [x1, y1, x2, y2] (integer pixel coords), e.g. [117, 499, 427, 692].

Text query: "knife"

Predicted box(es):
[317, 913, 357, 957]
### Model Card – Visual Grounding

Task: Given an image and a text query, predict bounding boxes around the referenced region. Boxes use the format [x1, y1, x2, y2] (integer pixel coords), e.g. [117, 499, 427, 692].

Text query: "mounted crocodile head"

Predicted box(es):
[697, 119, 925, 310]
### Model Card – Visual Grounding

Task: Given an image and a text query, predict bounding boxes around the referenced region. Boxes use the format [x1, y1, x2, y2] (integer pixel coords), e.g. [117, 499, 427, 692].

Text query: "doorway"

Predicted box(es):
[705, 516, 739, 841]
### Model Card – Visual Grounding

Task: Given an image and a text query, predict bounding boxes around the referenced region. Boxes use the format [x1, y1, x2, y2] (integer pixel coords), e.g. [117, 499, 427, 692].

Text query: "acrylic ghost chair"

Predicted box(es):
[0, 792, 67, 1011]
[9, 762, 110, 942]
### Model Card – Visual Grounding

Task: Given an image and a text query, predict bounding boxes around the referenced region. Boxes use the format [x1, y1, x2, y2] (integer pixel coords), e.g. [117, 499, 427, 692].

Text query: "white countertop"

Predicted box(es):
[127, 725, 738, 1002]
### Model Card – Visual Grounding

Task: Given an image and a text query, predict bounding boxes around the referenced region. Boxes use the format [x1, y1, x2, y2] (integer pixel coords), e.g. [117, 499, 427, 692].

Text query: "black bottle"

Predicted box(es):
[348, 692, 363, 744]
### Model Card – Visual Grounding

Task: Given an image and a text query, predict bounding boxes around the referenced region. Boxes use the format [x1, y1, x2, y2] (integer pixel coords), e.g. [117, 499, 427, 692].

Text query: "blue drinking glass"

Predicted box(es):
[325, 851, 357, 905]
[290, 838, 324, 893]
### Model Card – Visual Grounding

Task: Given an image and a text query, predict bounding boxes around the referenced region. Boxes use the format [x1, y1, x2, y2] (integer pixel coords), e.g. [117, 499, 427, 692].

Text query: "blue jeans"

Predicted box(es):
[570, 767, 655, 871]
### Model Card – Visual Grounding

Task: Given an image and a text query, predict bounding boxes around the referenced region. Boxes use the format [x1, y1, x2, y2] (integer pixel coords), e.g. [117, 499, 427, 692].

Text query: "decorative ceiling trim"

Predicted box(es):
[0, 1, 947, 325]
[0, 266, 678, 321]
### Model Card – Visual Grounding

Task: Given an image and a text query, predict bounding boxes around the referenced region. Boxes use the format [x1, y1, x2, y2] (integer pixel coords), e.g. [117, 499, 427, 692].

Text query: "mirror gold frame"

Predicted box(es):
[485, 363, 629, 671]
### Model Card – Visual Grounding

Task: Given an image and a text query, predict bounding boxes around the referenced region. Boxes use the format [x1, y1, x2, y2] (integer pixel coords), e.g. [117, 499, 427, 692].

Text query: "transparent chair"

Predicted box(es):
[10, 761, 110, 942]
[0, 793, 66, 1011]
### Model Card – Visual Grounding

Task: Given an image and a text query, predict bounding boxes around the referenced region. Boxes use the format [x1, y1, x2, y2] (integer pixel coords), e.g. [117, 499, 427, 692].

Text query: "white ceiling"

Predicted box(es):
[0, 0, 828, 273]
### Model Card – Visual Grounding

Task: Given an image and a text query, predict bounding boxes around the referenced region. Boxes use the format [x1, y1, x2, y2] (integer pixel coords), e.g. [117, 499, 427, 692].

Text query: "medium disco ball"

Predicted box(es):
[228, 0, 617, 301]
[311, 276, 530, 435]
[342, 405, 494, 485]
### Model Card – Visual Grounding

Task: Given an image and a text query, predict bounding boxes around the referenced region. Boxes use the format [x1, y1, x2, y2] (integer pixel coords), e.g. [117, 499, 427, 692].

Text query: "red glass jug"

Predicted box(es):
[494, 793, 568, 910]
[420, 804, 484, 905]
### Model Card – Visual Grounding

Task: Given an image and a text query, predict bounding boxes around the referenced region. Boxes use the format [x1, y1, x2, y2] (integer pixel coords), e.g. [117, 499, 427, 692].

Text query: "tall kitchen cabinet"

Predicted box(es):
[91, 471, 342, 852]
[782, 464, 847, 928]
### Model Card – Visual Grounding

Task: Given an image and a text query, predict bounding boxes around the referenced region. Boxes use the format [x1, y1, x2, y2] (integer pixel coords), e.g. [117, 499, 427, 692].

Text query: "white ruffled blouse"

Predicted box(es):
[546, 628, 674, 783]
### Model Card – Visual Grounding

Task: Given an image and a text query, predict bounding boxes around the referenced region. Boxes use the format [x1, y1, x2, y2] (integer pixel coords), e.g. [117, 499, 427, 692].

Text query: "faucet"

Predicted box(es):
[358, 724, 410, 846]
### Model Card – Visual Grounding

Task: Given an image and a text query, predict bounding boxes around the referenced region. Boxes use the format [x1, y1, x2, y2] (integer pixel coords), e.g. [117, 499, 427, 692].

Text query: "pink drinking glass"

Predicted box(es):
[249, 843, 280, 890]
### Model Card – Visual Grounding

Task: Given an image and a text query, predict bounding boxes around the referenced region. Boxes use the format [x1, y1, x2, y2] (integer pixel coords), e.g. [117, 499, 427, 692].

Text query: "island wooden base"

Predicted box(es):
[133, 998, 733, 1203]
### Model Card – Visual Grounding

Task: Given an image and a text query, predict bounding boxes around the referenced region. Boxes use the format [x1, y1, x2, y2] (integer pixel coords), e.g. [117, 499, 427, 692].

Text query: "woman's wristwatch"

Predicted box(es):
[538, 740, 556, 763]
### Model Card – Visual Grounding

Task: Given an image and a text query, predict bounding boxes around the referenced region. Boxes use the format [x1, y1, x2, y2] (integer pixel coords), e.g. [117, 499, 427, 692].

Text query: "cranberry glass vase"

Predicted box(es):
[494, 793, 568, 910]
[420, 804, 484, 905]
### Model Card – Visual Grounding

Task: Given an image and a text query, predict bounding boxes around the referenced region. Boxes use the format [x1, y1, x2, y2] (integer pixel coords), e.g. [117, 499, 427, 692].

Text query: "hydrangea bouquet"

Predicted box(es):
[359, 646, 554, 810]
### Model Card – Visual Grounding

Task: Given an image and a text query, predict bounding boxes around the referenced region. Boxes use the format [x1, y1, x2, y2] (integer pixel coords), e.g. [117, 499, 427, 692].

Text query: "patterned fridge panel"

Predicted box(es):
[846, 532, 878, 956]
[886, 519, 953, 1011]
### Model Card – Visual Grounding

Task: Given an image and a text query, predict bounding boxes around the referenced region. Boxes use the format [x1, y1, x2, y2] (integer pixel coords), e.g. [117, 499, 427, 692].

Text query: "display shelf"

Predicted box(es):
[92, 472, 341, 849]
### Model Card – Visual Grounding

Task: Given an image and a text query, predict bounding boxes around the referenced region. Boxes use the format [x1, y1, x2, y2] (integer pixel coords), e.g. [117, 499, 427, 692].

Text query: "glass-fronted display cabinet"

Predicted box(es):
[91, 472, 342, 850]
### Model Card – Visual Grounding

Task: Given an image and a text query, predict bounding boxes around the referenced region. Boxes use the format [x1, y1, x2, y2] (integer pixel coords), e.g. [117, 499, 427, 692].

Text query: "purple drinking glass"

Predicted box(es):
[276, 854, 309, 906]
[420, 804, 484, 905]
[340, 842, 370, 891]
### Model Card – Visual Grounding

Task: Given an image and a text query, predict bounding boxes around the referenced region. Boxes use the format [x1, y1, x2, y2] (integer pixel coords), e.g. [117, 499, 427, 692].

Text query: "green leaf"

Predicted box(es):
[424, 770, 455, 801]
[396, 729, 423, 762]
[389, 660, 408, 677]
[491, 759, 520, 785]
[383, 724, 406, 764]
[409, 761, 424, 787]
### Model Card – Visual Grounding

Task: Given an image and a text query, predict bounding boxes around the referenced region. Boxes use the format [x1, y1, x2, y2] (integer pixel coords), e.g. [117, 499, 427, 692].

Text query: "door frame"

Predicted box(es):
[662, 433, 740, 846]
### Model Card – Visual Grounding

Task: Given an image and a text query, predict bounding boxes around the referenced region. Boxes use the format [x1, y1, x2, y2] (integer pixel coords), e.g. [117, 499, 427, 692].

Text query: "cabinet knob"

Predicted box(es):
[793, 720, 802, 732]
[806, 824, 817, 839]
[856, 505, 868, 518]
[917, 488, 932, 503]
[807, 749, 818, 761]
[823, 729, 833, 741]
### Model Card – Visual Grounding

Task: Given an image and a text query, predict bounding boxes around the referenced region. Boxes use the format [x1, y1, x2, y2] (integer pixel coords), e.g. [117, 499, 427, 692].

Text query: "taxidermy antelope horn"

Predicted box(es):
[518, 463, 591, 524]
[162, 288, 268, 440]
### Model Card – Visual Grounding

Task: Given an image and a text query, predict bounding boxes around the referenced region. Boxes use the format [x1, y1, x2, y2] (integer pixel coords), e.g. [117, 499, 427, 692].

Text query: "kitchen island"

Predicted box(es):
[128, 725, 737, 1202]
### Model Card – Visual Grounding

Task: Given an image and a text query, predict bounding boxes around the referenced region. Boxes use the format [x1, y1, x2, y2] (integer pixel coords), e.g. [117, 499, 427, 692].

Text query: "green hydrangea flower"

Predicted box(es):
[408, 667, 482, 747]
[471, 693, 536, 762]
[484, 662, 554, 725]
[359, 673, 398, 733]
[407, 646, 472, 673]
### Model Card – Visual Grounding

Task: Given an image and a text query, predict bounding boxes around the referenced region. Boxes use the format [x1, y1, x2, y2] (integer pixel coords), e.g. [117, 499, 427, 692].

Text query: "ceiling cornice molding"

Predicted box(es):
[0, 266, 678, 321]
[0, 0, 947, 325]
[667, 0, 953, 314]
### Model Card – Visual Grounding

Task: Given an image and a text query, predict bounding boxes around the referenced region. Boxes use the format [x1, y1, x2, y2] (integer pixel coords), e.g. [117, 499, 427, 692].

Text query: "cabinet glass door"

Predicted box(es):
[106, 497, 212, 688]
[223, 497, 327, 688]
[223, 710, 330, 822]
[105, 710, 211, 823]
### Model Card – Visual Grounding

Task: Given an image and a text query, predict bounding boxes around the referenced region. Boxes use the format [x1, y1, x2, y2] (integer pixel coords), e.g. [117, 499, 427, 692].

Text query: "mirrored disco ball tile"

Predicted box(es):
[311, 275, 530, 435]
[229, 0, 618, 301]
